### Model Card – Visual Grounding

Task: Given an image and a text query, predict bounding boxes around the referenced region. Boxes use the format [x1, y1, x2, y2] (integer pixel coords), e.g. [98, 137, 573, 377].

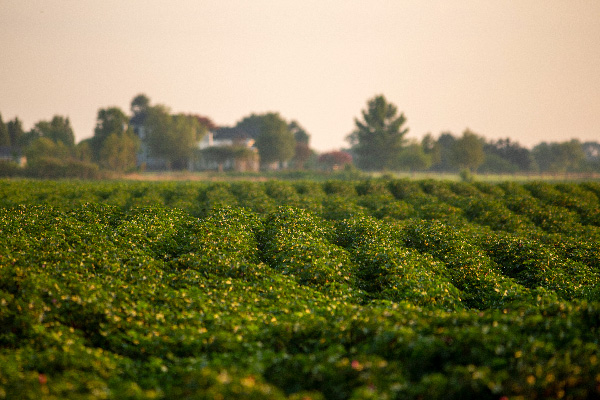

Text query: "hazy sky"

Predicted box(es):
[2, 1, 599, 151]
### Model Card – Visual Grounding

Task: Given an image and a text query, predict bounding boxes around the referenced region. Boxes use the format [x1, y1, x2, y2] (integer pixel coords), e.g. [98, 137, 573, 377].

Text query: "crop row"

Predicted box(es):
[2, 179, 598, 269]
[1, 179, 599, 226]
[1, 190, 600, 399]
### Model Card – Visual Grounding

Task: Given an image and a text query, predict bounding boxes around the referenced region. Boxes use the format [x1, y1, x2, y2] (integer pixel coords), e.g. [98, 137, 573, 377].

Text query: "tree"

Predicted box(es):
[347, 95, 409, 170]
[318, 150, 353, 170]
[145, 106, 204, 170]
[289, 120, 310, 144]
[234, 114, 265, 139]
[99, 131, 139, 172]
[24, 137, 73, 161]
[293, 142, 313, 169]
[170, 114, 204, 169]
[30, 116, 75, 147]
[17, 130, 40, 149]
[94, 108, 130, 142]
[191, 115, 218, 132]
[0, 113, 9, 147]
[582, 141, 600, 172]
[237, 113, 295, 167]
[532, 140, 586, 173]
[92, 107, 131, 161]
[478, 153, 520, 174]
[130, 94, 151, 127]
[449, 129, 485, 172]
[483, 138, 532, 172]
[421, 133, 441, 167]
[397, 141, 431, 172]
[430, 132, 457, 171]
[289, 120, 312, 169]
[7, 117, 24, 147]
[90, 106, 139, 170]
[76, 139, 93, 163]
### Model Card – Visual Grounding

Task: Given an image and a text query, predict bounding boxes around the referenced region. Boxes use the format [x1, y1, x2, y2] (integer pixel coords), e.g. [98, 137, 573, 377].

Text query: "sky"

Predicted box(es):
[1, 1, 599, 152]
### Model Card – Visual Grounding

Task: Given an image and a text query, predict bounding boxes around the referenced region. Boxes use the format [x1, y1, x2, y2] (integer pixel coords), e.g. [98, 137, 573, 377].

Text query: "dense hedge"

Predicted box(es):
[0, 178, 599, 399]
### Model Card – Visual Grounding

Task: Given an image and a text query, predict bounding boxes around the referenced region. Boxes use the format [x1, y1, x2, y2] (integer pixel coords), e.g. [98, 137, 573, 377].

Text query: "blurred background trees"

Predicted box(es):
[1, 92, 599, 177]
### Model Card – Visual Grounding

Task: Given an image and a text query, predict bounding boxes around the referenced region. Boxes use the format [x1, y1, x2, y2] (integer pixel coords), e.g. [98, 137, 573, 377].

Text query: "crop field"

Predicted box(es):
[1, 178, 599, 399]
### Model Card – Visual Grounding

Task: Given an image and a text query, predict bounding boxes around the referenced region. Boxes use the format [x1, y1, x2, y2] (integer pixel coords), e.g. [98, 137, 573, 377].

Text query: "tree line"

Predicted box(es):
[1, 93, 598, 177]
[346, 95, 600, 175]
[0, 94, 313, 177]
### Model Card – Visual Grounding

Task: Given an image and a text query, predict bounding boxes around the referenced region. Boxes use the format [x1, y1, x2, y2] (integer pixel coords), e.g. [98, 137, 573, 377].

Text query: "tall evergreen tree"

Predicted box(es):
[347, 95, 408, 170]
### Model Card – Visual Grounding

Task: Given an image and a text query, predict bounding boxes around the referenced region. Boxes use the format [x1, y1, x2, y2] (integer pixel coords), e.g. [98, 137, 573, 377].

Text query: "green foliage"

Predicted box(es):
[30, 115, 76, 147]
[7, 117, 25, 147]
[450, 130, 485, 172]
[253, 113, 296, 166]
[532, 140, 587, 173]
[397, 142, 432, 172]
[1, 179, 599, 399]
[0, 113, 9, 147]
[24, 137, 74, 161]
[347, 95, 409, 170]
[145, 106, 204, 170]
[91, 107, 139, 171]
[24, 157, 101, 179]
[259, 207, 355, 292]
[99, 131, 139, 172]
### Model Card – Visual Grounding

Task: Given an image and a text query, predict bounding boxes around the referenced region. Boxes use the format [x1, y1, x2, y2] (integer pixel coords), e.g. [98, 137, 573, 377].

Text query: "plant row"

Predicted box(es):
[1, 199, 599, 399]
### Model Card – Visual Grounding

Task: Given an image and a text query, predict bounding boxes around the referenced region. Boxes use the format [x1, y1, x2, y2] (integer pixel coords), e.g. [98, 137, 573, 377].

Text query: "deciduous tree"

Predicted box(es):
[483, 138, 532, 172]
[24, 137, 73, 161]
[532, 140, 586, 173]
[90, 107, 139, 170]
[289, 120, 310, 144]
[430, 132, 456, 171]
[99, 131, 139, 172]
[145, 106, 203, 170]
[289, 120, 312, 169]
[237, 113, 295, 167]
[397, 141, 431, 172]
[449, 129, 485, 172]
[92, 107, 131, 160]
[30, 116, 75, 147]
